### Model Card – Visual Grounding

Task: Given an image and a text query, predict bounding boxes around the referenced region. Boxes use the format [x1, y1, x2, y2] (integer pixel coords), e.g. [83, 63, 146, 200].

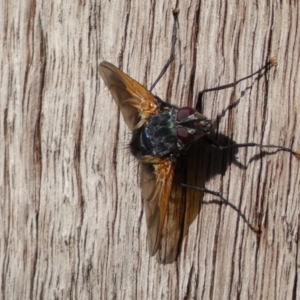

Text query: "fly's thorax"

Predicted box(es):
[130, 106, 212, 159]
[130, 107, 179, 158]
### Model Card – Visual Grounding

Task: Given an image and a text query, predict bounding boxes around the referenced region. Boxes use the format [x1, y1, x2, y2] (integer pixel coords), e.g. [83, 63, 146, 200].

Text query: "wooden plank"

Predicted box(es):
[1, 0, 299, 299]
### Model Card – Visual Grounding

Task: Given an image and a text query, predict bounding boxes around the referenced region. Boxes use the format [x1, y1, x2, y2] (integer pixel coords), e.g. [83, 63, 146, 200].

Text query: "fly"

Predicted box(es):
[99, 9, 299, 257]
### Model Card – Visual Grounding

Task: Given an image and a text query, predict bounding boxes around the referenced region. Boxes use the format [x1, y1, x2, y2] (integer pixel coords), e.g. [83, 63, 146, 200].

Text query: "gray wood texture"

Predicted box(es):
[1, 0, 300, 299]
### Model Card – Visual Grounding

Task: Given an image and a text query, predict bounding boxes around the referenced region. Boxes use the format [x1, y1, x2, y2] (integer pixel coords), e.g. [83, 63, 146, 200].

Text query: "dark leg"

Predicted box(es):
[196, 58, 277, 111]
[150, 8, 180, 92]
[202, 135, 221, 149]
[204, 129, 299, 155]
[219, 142, 299, 158]
[181, 183, 261, 232]
[204, 135, 300, 158]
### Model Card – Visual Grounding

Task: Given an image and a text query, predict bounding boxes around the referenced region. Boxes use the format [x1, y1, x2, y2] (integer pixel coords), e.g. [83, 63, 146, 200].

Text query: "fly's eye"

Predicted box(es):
[177, 127, 195, 144]
[177, 107, 195, 121]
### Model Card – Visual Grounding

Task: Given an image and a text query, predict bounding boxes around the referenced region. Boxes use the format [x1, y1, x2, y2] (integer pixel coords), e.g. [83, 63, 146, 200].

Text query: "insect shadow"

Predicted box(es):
[156, 84, 270, 264]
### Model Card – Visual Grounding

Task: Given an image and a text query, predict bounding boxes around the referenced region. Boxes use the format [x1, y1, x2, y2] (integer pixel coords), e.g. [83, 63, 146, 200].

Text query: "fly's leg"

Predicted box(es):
[196, 58, 277, 111]
[181, 183, 261, 233]
[150, 8, 180, 91]
[204, 136, 300, 159]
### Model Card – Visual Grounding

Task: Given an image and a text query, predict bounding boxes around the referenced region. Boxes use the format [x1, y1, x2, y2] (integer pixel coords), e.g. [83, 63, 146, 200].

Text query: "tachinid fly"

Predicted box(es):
[99, 60, 300, 256]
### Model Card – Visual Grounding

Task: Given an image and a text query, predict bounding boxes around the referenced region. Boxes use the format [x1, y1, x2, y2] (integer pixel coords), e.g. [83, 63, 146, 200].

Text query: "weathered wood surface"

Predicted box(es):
[1, 0, 300, 299]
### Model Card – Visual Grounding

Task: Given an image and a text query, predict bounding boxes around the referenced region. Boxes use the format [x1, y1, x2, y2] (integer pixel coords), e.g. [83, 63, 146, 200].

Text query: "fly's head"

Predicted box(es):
[176, 106, 212, 146]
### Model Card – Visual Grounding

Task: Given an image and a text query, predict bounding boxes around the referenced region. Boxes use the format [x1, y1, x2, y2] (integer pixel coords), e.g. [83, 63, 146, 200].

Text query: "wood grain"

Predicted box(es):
[1, 0, 299, 299]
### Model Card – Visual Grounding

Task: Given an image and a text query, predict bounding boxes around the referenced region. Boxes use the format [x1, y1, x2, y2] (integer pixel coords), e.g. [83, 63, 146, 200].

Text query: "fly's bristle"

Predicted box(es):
[269, 57, 278, 67]
[294, 150, 300, 159]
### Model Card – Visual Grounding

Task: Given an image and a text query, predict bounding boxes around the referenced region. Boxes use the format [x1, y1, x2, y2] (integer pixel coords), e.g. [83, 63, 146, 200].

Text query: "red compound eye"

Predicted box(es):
[177, 127, 195, 144]
[177, 107, 195, 121]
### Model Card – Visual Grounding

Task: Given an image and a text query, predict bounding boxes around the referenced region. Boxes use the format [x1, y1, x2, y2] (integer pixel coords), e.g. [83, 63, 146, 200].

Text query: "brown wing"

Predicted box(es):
[99, 61, 159, 130]
[140, 156, 174, 256]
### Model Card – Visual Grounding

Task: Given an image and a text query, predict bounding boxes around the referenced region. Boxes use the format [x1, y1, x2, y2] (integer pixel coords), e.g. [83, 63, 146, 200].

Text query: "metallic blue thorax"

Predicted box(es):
[131, 108, 181, 158]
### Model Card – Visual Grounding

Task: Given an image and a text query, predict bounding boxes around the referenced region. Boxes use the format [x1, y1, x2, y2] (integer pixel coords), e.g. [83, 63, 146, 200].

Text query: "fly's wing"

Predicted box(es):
[99, 61, 159, 130]
[140, 156, 174, 256]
